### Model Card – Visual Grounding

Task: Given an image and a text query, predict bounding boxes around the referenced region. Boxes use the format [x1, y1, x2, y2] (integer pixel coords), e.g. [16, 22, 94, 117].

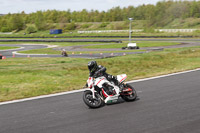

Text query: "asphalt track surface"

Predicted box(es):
[0, 69, 200, 133]
[0, 38, 200, 59]
[0, 44, 144, 59]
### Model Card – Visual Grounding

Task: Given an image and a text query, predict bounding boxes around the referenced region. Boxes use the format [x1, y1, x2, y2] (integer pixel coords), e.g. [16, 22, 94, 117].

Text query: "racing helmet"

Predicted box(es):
[88, 61, 98, 73]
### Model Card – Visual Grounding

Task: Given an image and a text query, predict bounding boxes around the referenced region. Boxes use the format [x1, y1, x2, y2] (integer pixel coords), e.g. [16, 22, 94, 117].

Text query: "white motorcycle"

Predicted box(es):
[83, 74, 137, 108]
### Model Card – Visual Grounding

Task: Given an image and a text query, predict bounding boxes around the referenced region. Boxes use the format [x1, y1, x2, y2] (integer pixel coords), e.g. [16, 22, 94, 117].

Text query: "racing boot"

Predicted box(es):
[113, 77, 123, 92]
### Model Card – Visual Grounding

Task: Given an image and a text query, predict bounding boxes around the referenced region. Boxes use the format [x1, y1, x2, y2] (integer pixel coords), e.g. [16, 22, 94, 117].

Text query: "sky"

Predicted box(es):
[0, 0, 161, 14]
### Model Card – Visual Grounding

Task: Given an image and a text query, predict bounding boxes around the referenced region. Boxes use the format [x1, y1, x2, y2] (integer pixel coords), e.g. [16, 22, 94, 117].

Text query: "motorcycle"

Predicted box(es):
[83, 74, 137, 108]
[61, 49, 68, 57]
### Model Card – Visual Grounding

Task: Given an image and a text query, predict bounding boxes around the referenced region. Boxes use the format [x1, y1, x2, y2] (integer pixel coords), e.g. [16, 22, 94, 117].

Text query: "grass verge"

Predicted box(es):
[0, 46, 200, 102]
[83, 41, 180, 49]
[17, 41, 179, 55]
[19, 48, 145, 54]
[0, 46, 20, 50]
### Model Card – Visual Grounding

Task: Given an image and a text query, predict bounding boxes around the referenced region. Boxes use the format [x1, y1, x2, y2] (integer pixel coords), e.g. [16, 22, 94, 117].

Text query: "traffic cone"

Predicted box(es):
[2, 56, 6, 60]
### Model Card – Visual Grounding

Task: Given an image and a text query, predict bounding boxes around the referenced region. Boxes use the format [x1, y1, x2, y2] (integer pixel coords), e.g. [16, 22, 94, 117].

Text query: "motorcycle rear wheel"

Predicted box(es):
[83, 90, 103, 108]
[121, 84, 137, 101]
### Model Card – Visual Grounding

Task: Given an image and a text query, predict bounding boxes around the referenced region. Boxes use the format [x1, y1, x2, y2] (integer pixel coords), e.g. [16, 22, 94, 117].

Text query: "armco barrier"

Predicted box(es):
[78, 29, 198, 33]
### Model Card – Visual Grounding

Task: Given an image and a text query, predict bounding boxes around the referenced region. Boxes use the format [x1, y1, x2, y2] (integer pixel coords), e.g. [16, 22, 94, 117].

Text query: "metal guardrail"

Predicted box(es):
[78, 30, 142, 33]
[78, 29, 198, 33]
[156, 29, 197, 32]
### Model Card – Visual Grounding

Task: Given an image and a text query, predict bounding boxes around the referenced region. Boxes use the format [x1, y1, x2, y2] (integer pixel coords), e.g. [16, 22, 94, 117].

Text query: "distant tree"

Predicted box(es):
[190, 1, 200, 18]
[166, 1, 189, 19]
[80, 9, 89, 22]
[50, 10, 59, 23]
[1, 0, 200, 32]
[0, 19, 11, 32]
[9, 14, 25, 31]
[58, 10, 71, 23]
[35, 11, 46, 30]
[93, 10, 100, 22]
[135, 4, 146, 20]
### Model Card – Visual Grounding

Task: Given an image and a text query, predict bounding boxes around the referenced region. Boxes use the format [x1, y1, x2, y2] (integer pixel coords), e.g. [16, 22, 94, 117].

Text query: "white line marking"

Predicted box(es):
[0, 89, 88, 106]
[0, 68, 199, 106]
[12, 51, 48, 56]
[126, 68, 200, 83]
[11, 44, 58, 55]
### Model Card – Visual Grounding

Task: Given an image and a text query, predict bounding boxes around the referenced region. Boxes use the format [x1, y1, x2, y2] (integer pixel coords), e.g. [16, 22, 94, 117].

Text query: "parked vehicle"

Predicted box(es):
[122, 43, 139, 50]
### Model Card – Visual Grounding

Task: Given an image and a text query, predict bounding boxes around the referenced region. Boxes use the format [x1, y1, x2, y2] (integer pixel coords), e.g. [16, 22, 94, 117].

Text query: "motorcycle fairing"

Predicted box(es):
[93, 76, 120, 103]
[117, 74, 127, 83]
[94, 76, 109, 88]
[87, 77, 93, 88]
[86, 75, 129, 104]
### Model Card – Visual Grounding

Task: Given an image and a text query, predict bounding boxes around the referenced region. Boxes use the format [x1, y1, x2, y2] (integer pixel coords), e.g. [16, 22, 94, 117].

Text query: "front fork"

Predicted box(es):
[92, 87, 96, 99]
[91, 86, 104, 101]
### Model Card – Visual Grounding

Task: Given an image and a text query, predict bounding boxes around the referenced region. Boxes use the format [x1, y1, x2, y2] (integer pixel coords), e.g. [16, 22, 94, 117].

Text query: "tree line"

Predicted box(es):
[0, 0, 200, 32]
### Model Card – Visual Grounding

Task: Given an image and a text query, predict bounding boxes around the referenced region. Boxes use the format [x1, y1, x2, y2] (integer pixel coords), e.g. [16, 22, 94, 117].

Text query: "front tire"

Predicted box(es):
[83, 90, 103, 108]
[121, 84, 137, 101]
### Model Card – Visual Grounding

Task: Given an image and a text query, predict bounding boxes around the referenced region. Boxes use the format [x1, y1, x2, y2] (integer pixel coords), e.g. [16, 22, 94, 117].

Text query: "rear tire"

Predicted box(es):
[83, 90, 103, 108]
[121, 84, 137, 101]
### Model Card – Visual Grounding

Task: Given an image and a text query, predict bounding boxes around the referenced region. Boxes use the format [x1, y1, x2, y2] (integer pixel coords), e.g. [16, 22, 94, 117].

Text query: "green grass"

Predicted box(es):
[0, 42, 105, 47]
[83, 41, 180, 49]
[0, 46, 20, 50]
[0, 46, 200, 102]
[0, 31, 200, 38]
[19, 48, 61, 54]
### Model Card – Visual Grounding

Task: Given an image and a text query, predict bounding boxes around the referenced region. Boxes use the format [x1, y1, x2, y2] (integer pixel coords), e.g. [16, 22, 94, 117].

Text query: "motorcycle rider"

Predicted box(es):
[87, 61, 122, 94]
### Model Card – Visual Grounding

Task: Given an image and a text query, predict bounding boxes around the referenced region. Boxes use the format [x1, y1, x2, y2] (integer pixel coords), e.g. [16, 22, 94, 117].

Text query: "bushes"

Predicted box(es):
[65, 22, 76, 31]
[81, 23, 92, 29]
[99, 22, 110, 28]
[1, 27, 11, 32]
[25, 25, 38, 34]
[143, 27, 156, 33]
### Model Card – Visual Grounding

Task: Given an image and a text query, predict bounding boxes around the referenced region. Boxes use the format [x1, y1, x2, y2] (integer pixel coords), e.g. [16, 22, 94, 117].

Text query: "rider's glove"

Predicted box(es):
[93, 72, 100, 78]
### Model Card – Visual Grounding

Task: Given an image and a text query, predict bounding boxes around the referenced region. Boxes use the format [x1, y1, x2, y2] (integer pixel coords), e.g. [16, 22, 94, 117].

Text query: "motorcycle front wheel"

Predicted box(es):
[121, 84, 137, 101]
[83, 90, 103, 108]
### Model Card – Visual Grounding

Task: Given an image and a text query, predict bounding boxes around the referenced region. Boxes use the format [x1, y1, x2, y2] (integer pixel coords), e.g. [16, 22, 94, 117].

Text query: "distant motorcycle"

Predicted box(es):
[61, 49, 68, 57]
[83, 74, 137, 108]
